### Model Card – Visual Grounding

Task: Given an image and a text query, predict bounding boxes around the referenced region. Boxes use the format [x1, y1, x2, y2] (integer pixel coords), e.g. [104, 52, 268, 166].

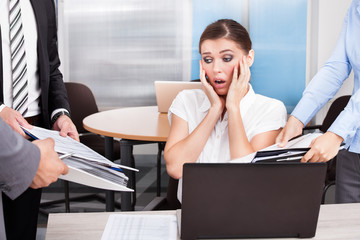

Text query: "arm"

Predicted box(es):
[45, 0, 79, 141]
[227, 57, 254, 158]
[164, 109, 221, 179]
[327, 89, 360, 150]
[164, 61, 223, 179]
[227, 57, 282, 159]
[0, 119, 40, 199]
[277, 6, 352, 148]
[291, 8, 351, 126]
[0, 119, 69, 199]
[46, 0, 70, 115]
[302, 89, 360, 162]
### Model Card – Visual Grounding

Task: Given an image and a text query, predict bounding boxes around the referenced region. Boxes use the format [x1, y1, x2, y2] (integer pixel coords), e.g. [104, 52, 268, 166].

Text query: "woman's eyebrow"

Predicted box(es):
[202, 51, 211, 55]
[219, 49, 233, 54]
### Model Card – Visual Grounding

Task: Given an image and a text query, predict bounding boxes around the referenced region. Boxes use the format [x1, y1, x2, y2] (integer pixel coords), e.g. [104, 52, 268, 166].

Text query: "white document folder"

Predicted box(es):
[22, 126, 136, 192]
[230, 132, 325, 163]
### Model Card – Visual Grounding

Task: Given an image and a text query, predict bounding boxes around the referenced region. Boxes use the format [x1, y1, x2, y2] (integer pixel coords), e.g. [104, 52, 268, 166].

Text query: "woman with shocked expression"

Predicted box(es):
[164, 19, 287, 200]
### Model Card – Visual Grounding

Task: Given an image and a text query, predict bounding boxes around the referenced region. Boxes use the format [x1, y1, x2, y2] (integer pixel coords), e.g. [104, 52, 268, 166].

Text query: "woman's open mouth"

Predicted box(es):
[215, 80, 225, 84]
[214, 79, 226, 89]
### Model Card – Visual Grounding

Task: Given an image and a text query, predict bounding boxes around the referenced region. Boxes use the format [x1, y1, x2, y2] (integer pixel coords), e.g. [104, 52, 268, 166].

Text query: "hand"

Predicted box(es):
[0, 106, 32, 137]
[226, 56, 250, 111]
[30, 138, 69, 189]
[199, 60, 224, 113]
[276, 115, 304, 147]
[52, 115, 80, 141]
[301, 132, 343, 162]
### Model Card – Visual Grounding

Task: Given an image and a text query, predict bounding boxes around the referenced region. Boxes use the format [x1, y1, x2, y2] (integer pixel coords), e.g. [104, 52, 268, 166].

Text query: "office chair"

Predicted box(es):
[64, 82, 121, 157]
[303, 95, 351, 204]
[40, 82, 121, 214]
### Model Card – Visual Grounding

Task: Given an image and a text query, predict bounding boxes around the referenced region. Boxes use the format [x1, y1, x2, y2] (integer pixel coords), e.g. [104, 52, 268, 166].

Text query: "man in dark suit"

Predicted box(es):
[0, 0, 79, 239]
[0, 118, 69, 240]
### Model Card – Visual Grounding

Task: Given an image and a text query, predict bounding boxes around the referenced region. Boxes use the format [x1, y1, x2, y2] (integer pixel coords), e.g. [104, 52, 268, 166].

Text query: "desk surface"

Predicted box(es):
[46, 203, 360, 240]
[83, 106, 169, 142]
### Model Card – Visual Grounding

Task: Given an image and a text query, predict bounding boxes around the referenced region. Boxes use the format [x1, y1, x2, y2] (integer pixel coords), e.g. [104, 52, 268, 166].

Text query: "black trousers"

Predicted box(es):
[2, 115, 44, 240]
[2, 189, 42, 240]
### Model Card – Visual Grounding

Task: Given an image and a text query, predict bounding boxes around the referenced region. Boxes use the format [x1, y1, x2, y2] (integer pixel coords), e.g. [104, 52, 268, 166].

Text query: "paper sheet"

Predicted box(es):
[101, 214, 178, 240]
[23, 126, 113, 163]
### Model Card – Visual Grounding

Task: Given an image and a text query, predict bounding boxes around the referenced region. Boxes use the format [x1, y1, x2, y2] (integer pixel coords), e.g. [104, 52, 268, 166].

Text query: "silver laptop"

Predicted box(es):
[154, 81, 202, 113]
[181, 162, 327, 239]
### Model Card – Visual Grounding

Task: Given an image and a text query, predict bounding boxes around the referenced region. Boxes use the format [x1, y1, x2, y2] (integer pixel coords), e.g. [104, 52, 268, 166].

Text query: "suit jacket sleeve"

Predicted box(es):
[0, 119, 40, 200]
[45, 0, 70, 115]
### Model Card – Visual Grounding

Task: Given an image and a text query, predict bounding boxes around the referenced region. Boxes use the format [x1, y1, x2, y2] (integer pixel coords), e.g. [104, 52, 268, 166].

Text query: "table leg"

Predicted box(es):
[104, 136, 115, 212]
[64, 181, 70, 213]
[120, 140, 135, 211]
[157, 143, 165, 197]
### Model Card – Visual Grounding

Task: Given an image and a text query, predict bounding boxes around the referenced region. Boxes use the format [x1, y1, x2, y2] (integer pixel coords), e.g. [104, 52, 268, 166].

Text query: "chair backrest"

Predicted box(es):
[320, 95, 351, 132]
[65, 82, 99, 133]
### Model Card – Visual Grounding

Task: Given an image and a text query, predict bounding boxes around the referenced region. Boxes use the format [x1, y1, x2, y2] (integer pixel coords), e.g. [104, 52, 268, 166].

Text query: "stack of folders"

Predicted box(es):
[231, 132, 324, 163]
[22, 126, 138, 192]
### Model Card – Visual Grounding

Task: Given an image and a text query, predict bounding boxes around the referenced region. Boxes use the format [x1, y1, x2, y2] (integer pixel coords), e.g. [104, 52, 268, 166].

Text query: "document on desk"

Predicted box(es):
[22, 126, 137, 192]
[101, 214, 178, 240]
[230, 132, 324, 163]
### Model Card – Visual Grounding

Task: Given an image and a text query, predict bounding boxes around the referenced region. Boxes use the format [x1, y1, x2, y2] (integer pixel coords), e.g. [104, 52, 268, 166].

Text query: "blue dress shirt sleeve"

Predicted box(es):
[292, 7, 352, 125]
[328, 89, 360, 149]
[292, 0, 360, 151]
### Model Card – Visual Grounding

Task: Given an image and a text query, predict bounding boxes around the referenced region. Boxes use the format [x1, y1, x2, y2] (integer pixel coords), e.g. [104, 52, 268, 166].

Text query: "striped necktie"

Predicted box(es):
[9, 0, 28, 115]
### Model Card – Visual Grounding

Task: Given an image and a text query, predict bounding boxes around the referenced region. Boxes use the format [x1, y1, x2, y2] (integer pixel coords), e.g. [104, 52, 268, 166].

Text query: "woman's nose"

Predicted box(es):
[212, 60, 222, 73]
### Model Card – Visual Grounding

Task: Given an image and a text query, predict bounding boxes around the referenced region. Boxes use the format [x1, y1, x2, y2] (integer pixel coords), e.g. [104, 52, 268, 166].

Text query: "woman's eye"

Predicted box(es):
[223, 56, 233, 62]
[203, 57, 212, 63]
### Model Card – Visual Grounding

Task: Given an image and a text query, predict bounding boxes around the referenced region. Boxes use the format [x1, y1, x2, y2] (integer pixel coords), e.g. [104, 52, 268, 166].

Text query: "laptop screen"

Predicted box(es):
[181, 162, 327, 239]
[154, 81, 202, 113]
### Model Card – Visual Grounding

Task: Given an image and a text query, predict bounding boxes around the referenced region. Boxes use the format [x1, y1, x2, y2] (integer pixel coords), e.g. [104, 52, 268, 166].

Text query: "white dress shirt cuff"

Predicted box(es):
[0, 104, 6, 113]
[51, 108, 70, 119]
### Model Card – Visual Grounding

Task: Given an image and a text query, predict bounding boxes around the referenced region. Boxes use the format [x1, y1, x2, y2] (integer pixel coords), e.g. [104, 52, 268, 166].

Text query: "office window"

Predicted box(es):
[190, 0, 244, 80]
[249, 0, 307, 112]
[60, 0, 192, 108]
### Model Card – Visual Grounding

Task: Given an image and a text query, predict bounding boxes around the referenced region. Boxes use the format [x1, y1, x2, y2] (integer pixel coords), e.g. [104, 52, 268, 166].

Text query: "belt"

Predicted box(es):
[24, 114, 42, 125]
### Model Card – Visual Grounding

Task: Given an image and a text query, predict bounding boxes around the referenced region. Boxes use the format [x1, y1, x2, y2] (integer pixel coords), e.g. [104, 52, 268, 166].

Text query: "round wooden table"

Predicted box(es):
[83, 106, 170, 142]
[83, 106, 170, 211]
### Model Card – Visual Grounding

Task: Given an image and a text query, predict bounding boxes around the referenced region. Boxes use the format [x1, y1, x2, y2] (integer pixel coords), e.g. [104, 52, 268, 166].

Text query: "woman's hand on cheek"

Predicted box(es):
[199, 60, 224, 112]
[226, 56, 250, 110]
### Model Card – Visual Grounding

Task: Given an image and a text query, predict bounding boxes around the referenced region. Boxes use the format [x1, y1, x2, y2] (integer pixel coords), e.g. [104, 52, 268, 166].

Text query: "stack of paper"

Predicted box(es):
[22, 126, 138, 191]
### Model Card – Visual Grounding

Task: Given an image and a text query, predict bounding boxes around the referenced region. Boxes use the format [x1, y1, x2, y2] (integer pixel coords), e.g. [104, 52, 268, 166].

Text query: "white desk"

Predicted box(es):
[46, 204, 360, 239]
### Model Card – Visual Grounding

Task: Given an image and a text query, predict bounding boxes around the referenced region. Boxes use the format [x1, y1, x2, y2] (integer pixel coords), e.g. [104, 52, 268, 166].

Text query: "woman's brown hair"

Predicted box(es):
[199, 19, 252, 54]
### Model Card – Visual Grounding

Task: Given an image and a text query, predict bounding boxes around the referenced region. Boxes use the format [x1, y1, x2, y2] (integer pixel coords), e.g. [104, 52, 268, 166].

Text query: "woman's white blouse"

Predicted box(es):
[169, 84, 287, 163]
[168, 84, 287, 201]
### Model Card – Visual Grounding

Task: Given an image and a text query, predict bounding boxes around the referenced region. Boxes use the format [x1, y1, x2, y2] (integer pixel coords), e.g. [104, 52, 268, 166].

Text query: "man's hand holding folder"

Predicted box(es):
[230, 132, 324, 163]
[31, 138, 69, 189]
[298, 132, 344, 163]
[276, 116, 344, 163]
